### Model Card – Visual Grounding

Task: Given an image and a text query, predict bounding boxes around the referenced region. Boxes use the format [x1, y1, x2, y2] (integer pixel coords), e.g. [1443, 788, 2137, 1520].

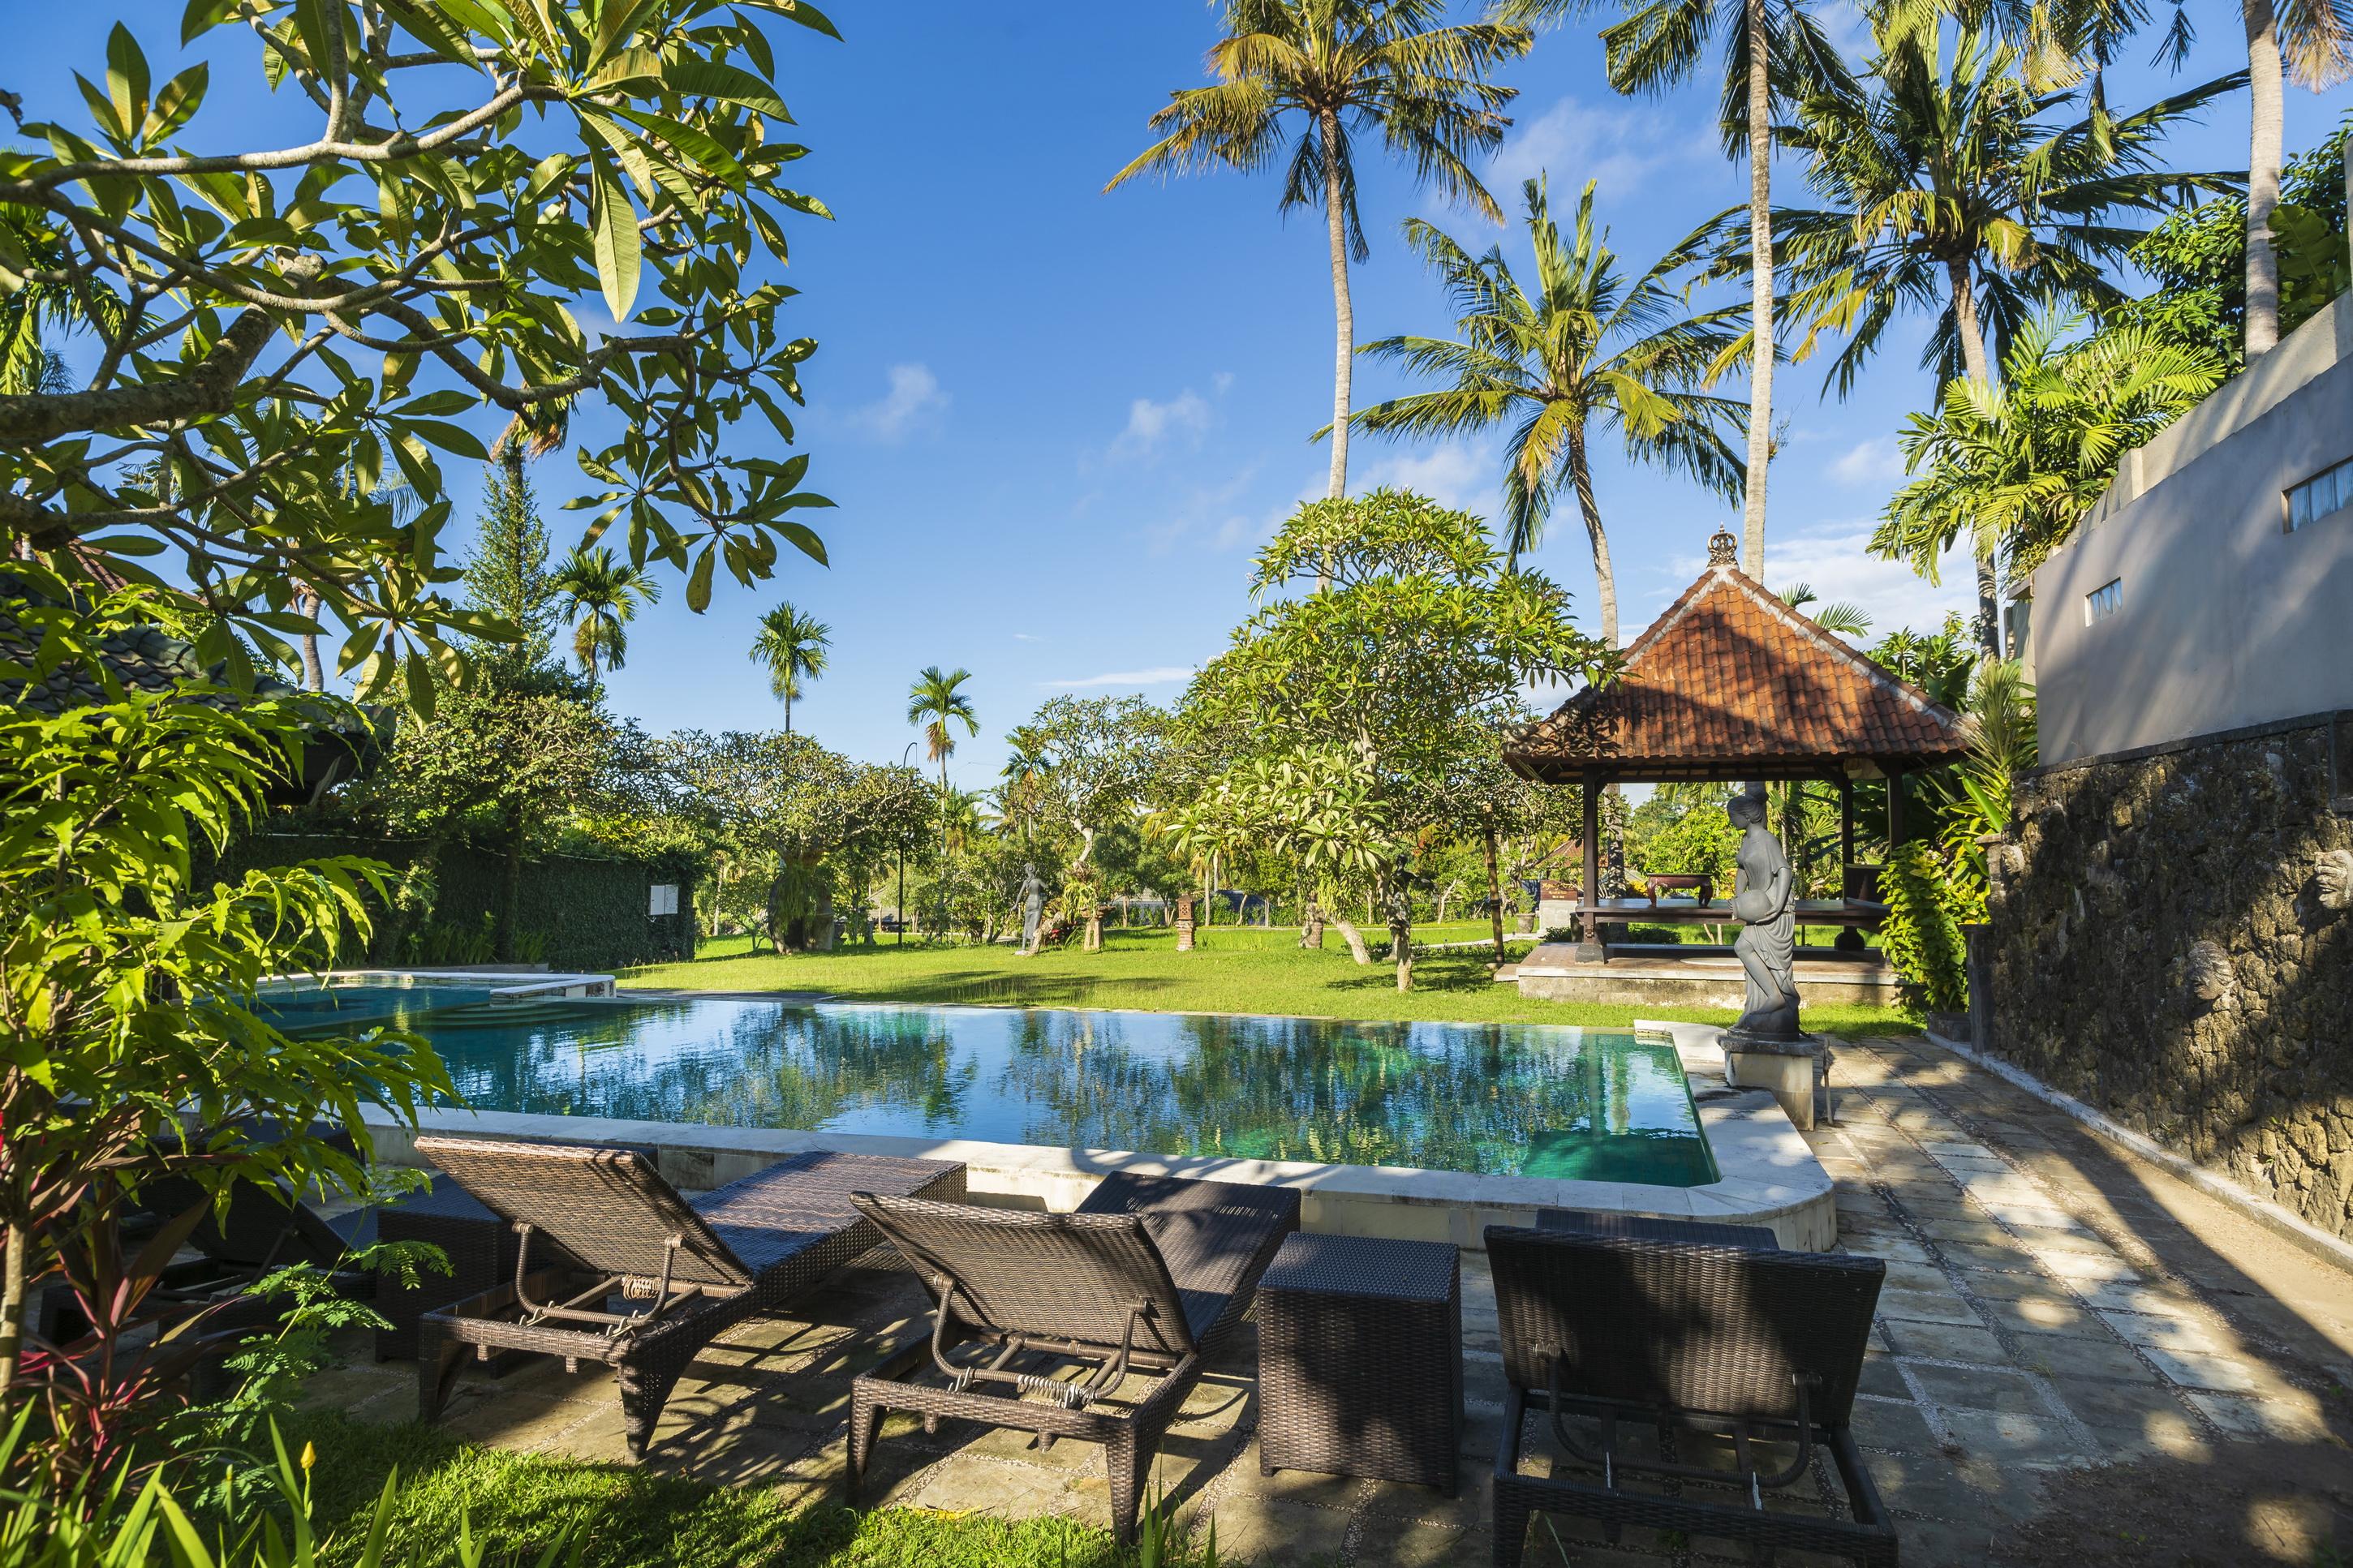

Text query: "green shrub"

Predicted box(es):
[1878, 842, 1968, 1014]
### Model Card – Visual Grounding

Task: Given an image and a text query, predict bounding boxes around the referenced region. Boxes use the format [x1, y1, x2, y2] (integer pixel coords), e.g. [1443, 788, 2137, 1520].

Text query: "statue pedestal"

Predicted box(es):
[1720, 1031, 1835, 1131]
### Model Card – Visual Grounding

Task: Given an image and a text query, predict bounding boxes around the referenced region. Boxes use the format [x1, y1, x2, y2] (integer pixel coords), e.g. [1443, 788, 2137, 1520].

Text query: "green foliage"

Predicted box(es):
[462, 471, 556, 666]
[547, 547, 660, 683]
[748, 604, 831, 732]
[1874, 314, 2226, 590]
[1627, 797, 1740, 887]
[1878, 841, 1969, 1013]
[2118, 119, 2350, 368]
[0, 0, 840, 705]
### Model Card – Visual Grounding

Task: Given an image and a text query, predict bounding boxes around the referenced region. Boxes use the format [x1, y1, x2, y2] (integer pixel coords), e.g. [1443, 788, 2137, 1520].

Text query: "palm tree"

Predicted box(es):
[749, 603, 831, 736]
[1779, 582, 1872, 637]
[1774, 24, 2238, 648]
[907, 666, 980, 860]
[1504, 0, 1856, 583]
[1343, 178, 1747, 647]
[549, 545, 660, 684]
[2239, 0, 2350, 358]
[1873, 314, 2224, 591]
[1107, 0, 1531, 514]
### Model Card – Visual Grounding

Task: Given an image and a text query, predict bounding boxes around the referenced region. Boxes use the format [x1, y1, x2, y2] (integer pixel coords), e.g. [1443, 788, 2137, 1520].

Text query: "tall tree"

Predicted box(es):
[907, 666, 980, 861]
[550, 545, 661, 685]
[1507, 0, 1856, 582]
[1344, 177, 1746, 645]
[2239, 0, 2351, 357]
[1023, 696, 1168, 952]
[1106, 0, 1530, 514]
[749, 603, 832, 735]
[1775, 24, 2238, 649]
[462, 467, 556, 662]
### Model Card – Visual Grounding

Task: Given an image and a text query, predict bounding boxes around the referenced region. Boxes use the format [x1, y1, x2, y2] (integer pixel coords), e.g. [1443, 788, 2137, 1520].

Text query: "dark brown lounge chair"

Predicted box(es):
[413, 1136, 965, 1459]
[1487, 1220, 1897, 1567]
[847, 1172, 1301, 1543]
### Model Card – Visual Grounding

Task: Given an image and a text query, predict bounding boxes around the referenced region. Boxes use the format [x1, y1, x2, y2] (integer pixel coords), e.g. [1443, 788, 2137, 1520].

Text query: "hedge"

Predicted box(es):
[209, 831, 697, 973]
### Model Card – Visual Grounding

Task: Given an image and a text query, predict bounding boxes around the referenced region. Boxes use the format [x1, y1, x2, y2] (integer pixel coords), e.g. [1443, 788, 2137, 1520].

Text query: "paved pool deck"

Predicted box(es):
[309, 1034, 2353, 1566]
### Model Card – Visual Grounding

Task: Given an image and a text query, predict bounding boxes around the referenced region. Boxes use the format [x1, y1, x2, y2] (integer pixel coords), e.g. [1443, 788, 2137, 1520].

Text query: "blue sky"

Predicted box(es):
[19, 5, 2351, 791]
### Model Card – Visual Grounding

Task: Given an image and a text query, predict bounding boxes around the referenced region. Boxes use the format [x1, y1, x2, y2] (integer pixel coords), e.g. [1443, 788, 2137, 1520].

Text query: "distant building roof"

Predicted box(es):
[1506, 530, 1969, 784]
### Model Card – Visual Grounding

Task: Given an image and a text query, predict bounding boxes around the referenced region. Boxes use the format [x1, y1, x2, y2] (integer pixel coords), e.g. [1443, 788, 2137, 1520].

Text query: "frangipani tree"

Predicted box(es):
[0, 0, 839, 706]
[1022, 696, 1168, 952]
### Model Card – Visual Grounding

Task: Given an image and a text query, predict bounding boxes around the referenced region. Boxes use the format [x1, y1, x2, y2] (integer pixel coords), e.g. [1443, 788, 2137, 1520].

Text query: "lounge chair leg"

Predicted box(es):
[1491, 1486, 1530, 1568]
[417, 1329, 467, 1426]
[1107, 1430, 1146, 1546]
[847, 1385, 883, 1502]
[615, 1360, 684, 1463]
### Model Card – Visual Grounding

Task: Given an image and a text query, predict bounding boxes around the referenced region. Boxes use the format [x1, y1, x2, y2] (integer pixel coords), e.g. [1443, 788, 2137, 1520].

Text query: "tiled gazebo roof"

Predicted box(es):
[1506, 531, 1968, 784]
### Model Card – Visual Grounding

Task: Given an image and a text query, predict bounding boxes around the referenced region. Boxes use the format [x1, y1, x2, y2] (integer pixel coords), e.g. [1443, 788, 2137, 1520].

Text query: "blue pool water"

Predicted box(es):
[265, 989, 1716, 1185]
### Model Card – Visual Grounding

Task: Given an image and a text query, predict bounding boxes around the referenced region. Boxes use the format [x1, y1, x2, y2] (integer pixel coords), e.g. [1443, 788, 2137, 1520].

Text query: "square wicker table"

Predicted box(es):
[372, 1173, 533, 1362]
[1257, 1232, 1463, 1492]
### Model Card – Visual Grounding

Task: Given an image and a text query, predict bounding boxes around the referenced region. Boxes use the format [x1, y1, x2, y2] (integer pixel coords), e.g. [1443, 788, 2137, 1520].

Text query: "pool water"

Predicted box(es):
[269, 991, 1717, 1186]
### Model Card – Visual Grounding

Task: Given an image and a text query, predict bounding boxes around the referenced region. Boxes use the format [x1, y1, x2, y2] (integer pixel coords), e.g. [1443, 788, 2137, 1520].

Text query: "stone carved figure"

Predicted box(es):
[2316, 848, 2353, 913]
[1017, 861, 1046, 954]
[1727, 784, 1801, 1040]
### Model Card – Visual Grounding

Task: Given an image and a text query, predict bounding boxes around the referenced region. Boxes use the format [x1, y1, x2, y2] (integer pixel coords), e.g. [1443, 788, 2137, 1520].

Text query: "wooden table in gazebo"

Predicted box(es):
[1503, 530, 1967, 964]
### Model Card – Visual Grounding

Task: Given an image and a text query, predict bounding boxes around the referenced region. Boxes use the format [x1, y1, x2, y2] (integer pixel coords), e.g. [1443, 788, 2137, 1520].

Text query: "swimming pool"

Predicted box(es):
[268, 990, 1717, 1186]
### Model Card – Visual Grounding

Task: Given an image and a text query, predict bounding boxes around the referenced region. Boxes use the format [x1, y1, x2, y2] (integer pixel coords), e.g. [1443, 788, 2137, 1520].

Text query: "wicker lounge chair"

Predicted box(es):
[847, 1172, 1301, 1543]
[1486, 1222, 1897, 1568]
[413, 1136, 965, 1460]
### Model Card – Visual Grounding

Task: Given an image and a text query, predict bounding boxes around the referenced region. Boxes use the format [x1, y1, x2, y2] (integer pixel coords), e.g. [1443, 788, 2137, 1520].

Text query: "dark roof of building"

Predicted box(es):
[1505, 531, 1969, 784]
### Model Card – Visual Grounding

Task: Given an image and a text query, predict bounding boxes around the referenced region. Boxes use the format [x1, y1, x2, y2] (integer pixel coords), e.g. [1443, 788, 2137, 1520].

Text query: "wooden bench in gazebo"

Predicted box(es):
[1504, 530, 1966, 964]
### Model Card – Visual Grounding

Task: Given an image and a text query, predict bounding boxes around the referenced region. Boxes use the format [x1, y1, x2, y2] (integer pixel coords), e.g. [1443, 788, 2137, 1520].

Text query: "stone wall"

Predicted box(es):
[1982, 715, 2353, 1239]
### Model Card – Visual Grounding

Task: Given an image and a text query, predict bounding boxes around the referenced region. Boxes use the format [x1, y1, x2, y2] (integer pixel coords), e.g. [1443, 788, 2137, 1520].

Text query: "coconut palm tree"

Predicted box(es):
[1774, 23, 2239, 648]
[1342, 177, 1747, 647]
[1502, 0, 1856, 584]
[907, 666, 980, 860]
[1106, 0, 1531, 514]
[2239, 0, 2351, 358]
[549, 545, 660, 685]
[749, 603, 831, 736]
[1779, 582, 1872, 638]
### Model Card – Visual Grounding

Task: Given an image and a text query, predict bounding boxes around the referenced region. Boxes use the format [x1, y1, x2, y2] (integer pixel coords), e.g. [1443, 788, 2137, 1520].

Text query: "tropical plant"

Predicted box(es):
[1873, 315, 2225, 591]
[2236, 0, 2351, 357]
[1503, 0, 1857, 582]
[1344, 178, 1745, 642]
[906, 666, 979, 862]
[1774, 22, 2240, 647]
[0, 2, 839, 708]
[461, 471, 557, 665]
[1778, 582, 1871, 638]
[0, 581, 453, 1407]
[1938, 655, 2037, 907]
[1021, 697, 1168, 952]
[747, 604, 831, 736]
[548, 548, 660, 685]
[1879, 839, 1971, 1012]
[1106, 0, 1531, 513]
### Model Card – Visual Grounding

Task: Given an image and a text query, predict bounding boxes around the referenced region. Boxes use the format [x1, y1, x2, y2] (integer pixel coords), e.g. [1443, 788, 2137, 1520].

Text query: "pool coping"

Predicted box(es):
[356, 1012, 1834, 1251]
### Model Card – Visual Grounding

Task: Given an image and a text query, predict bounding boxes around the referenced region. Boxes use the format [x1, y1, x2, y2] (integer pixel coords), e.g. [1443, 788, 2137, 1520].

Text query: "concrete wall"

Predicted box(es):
[2028, 297, 2353, 764]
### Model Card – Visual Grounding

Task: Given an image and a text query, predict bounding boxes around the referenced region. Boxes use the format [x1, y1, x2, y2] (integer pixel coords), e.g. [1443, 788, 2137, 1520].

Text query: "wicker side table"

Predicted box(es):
[1257, 1232, 1462, 1492]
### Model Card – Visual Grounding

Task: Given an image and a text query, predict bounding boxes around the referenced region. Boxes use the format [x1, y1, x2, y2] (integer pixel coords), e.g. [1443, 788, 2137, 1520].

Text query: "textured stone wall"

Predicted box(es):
[1983, 719, 2353, 1238]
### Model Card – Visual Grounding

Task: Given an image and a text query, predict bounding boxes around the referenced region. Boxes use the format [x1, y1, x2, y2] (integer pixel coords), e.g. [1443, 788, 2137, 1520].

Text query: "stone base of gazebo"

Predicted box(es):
[1508, 943, 1901, 1009]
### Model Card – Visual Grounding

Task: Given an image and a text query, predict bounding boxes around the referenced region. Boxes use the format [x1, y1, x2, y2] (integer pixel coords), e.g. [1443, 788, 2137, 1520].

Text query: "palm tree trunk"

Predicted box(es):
[1322, 109, 1353, 509]
[1946, 256, 2002, 655]
[2243, 0, 2285, 359]
[784, 685, 793, 737]
[1740, 0, 1774, 582]
[1566, 427, 1617, 648]
[295, 583, 325, 691]
[1484, 825, 1507, 965]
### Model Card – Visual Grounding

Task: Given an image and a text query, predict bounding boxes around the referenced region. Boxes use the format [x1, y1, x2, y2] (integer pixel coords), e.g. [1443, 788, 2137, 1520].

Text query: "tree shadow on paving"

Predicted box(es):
[1993, 1437, 2351, 1566]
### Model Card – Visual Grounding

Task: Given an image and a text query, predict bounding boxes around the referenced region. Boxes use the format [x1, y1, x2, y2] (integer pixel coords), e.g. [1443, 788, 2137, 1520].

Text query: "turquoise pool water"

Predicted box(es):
[268, 990, 1716, 1185]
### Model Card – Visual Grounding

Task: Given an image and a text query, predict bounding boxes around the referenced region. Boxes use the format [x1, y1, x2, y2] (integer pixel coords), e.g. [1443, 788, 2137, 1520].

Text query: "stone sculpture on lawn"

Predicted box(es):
[1017, 861, 1047, 955]
[1725, 784, 1801, 1042]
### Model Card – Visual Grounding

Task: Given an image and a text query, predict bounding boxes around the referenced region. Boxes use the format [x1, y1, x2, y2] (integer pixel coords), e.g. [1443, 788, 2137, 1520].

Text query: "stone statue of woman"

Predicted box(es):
[1727, 785, 1801, 1040]
[1017, 861, 1046, 955]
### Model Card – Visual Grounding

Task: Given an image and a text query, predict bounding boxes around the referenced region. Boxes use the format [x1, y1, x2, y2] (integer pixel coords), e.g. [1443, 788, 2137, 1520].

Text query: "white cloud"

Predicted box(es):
[1645, 517, 1977, 637]
[1485, 98, 1684, 209]
[1828, 436, 1908, 487]
[1011, 632, 1043, 642]
[1109, 389, 1213, 461]
[1042, 666, 1197, 689]
[1212, 371, 1236, 395]
[842, 363, 949, 441]
[1356, 440, 1495, 514]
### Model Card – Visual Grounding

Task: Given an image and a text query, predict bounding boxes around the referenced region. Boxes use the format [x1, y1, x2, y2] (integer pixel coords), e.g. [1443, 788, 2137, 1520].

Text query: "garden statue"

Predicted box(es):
[1725, 784, 1802, 1042]
[1017, 861, 1046, 955]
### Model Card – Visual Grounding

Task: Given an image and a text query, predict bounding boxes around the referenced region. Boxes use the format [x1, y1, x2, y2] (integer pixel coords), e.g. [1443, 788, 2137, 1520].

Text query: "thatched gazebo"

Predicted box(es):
[1504, 529, 1968, 958]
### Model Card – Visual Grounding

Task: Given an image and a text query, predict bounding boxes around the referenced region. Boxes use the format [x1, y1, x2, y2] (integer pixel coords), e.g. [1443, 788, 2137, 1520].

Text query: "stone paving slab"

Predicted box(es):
[306, 1034, 2353, 1566]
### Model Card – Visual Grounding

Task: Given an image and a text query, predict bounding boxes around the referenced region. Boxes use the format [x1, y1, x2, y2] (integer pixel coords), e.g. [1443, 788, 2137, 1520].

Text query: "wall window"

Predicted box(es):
[2286, 457, 2350, 531]
[648, 883, 679, 917]
[2084, 578, 2123, 625]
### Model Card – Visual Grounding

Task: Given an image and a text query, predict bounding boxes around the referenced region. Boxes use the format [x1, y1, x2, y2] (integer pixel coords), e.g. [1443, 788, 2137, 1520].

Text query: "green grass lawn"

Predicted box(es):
[290, 1414, 1225, 1568]
[622, 923, 1916, 1037]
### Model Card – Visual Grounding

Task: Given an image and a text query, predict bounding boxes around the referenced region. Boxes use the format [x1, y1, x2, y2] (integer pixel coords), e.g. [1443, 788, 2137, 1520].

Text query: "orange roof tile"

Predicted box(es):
[1506, 544, 1968, 783]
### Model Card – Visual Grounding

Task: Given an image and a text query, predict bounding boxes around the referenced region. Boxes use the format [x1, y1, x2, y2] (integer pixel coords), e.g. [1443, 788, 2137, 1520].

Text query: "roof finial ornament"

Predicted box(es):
[1706, 526, 1738, 569]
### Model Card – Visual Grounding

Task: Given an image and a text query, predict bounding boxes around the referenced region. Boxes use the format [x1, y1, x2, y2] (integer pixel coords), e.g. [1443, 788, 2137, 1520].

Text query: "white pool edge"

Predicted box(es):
[357, 1015, 1834, 1251]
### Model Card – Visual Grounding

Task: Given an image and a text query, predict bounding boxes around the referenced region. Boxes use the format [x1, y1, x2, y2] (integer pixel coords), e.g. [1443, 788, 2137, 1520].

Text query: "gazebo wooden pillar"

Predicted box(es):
[1578, 769, 1603, 959]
